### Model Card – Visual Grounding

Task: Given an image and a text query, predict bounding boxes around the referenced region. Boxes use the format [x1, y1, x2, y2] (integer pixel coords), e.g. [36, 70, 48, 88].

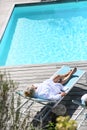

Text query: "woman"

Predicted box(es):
[24, 67, 77, 100]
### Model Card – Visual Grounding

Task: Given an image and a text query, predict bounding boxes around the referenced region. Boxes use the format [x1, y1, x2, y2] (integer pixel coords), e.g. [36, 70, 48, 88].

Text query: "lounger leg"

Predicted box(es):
[15, 99, 29, 112]
[40, 106, 51, 123]
[22, 101, 34, 114]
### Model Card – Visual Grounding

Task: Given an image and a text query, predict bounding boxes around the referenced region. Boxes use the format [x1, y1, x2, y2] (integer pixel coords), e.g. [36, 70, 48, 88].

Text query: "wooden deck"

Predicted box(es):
[0, 0, 87, 129]
[0, 61, 87, 129]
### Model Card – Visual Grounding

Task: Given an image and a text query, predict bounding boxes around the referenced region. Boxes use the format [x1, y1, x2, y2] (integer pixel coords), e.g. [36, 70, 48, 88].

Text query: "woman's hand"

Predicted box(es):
[61, 92, 67, 97]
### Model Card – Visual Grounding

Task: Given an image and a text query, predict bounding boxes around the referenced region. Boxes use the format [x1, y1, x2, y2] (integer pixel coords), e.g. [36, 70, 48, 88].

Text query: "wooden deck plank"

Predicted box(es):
[0, 61, 87, 129]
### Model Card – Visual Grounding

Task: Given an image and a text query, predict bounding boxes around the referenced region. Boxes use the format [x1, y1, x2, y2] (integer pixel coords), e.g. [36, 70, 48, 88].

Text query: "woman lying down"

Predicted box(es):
[24, 67, 77, 100]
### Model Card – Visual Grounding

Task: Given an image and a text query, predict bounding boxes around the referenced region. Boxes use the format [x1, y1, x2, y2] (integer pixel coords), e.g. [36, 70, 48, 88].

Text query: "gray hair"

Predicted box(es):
[25, 86, 35, 97]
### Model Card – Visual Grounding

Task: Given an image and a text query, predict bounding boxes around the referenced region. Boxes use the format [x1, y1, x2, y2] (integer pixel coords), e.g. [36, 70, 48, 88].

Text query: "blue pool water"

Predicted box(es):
[0, 1, 87, 66]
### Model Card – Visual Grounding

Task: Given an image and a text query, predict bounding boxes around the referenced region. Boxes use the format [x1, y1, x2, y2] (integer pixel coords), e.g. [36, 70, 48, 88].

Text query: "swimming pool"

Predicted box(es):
[0, 1, 87, 66]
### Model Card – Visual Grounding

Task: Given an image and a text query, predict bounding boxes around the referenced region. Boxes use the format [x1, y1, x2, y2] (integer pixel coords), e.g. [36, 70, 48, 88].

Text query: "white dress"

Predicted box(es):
[33, 79, 64, 100]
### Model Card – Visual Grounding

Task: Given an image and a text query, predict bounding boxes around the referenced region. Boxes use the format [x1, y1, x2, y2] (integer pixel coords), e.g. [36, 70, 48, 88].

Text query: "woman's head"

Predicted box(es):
[24, 86, 35, 97]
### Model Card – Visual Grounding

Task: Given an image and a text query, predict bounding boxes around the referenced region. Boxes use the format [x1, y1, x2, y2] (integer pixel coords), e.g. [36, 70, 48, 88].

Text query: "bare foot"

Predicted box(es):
[71, 67, 77, 75]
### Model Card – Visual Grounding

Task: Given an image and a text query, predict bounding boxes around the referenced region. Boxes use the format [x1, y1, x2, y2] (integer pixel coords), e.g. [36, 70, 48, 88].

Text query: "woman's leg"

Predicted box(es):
[61, 67, 77, 85]
[53, 67, 77, 84]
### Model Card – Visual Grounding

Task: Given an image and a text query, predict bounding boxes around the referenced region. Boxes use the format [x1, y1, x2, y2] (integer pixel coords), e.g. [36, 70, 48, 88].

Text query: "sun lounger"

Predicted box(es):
[51, 65, 86, 93]
[16, 65, 86, 122]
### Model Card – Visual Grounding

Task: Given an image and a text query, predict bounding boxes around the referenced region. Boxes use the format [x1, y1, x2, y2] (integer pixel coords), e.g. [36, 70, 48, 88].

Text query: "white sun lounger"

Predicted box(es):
[16, 65, 86, 122]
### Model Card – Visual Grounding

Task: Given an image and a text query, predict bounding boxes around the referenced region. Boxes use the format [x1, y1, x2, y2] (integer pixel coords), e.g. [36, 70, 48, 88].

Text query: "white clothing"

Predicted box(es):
[33, 79, 64, 100]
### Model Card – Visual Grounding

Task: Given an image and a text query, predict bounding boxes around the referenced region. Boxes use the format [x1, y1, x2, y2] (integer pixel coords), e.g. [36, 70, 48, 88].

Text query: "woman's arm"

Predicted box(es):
[48, 92, 67, 100]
